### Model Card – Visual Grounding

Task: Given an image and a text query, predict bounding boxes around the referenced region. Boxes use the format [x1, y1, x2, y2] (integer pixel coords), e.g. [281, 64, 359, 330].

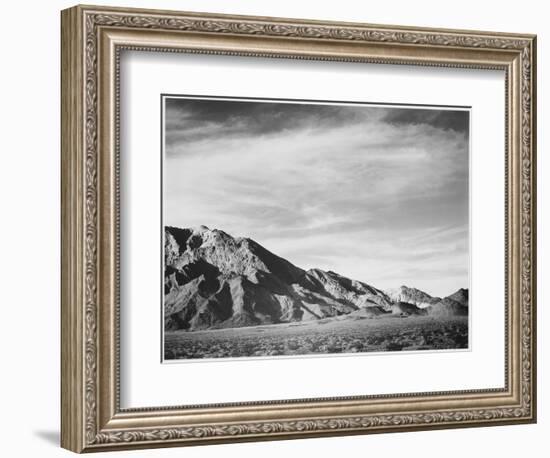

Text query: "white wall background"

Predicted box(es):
[0, 1, 545, 456]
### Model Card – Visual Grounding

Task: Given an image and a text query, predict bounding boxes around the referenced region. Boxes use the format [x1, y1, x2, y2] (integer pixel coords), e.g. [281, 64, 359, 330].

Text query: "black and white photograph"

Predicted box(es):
[162, 96, 470, 361]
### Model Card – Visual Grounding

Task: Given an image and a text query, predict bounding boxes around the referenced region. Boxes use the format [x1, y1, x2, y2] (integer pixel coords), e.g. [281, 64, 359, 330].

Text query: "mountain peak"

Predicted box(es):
[165, 225, 305, 284]
[386, 285, 440, 308]
[445, 288, 469, 307]
[192, 224, 210, 233]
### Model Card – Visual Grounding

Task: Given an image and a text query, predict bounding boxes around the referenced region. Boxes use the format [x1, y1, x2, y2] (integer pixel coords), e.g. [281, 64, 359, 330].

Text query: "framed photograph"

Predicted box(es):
[61, 4, 537, 453]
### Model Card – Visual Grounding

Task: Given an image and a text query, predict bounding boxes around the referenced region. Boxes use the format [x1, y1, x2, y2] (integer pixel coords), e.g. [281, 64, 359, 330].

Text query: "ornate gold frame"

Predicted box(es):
[61, 4, 537, 453]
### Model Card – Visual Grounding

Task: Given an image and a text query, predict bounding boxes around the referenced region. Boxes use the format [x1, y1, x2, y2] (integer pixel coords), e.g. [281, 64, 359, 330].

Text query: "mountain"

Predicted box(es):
[424, 297, 468, 317]
[164, 226, 467, 331]
[446, 288, 469, 307]
[385, 285, 469, 317]
[385, 285, 441, 308]
[423, 288, 469, 317]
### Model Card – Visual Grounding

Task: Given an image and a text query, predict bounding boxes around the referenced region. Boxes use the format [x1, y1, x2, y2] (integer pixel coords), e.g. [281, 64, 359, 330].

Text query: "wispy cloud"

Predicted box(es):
[164, 97, 469, 297]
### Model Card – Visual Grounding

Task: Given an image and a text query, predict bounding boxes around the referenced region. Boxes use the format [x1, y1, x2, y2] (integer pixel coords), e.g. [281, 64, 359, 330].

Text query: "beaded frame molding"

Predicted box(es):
[61, 4, 536, 453]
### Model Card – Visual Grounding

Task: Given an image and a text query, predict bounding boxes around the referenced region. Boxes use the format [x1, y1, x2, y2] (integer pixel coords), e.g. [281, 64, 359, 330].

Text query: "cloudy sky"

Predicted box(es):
[163, 96, 469, 297]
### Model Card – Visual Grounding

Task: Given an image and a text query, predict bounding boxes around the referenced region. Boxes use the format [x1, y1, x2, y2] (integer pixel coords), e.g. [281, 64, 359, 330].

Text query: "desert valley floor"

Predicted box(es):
[164, 314, 468, 360]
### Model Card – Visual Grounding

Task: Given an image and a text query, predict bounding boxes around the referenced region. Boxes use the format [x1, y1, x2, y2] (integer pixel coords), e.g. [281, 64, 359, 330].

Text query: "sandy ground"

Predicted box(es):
[164, 315, 468, 360]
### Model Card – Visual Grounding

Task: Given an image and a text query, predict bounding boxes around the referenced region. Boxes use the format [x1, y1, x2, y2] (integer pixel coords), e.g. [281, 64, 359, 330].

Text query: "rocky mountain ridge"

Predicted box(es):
[165, 226, 468, 331]
[386, 285, 441, 308]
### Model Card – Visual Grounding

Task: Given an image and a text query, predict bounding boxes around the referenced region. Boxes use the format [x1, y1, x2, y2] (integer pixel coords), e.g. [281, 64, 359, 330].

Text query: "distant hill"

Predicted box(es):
[164, 225, 468, 331]
[424, 296, 468, 317]
[446, 288, 469, 307]
[385, 285, 441, 308]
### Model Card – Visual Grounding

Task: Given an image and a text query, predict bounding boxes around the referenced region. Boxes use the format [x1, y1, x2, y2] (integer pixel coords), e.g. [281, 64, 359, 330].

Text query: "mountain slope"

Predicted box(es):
[425, 297, 468, 317]
[165, 226, 467, 331]
[446, 288, 469, 307]
[385, 285, 441, 308]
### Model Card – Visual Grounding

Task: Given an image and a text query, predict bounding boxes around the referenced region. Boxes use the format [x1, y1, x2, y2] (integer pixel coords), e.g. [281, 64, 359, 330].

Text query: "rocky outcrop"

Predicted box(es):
[385, 285, 441, 308]
[445, 288, 469, 307]
[425, 297, 468, 317]
[390, 301, 426, 316]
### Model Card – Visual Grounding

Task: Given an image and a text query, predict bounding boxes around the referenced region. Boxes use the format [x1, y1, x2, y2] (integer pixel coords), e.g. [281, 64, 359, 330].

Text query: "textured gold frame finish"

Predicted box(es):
[61, 4, 537, 453]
